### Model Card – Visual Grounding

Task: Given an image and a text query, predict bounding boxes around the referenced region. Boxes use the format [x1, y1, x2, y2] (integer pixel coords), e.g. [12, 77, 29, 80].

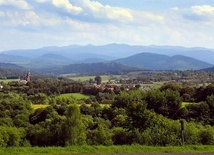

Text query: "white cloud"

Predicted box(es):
[23, 11, 60, 27]
[79, 0, 133, 23]
[35, 0, 50, 3]
[105, 6, 133, 22]
[191, 5, 214, 16]
[1, 11, 61, 28]
[1, 1, 214, 51]
[52, 0, 82, 14]
[170, 7, 179, 11]
[171, 5, 214, 23]
[0, 0, 31, 10]
[132, 11, 164, 25]
[78, 0, 164, 24]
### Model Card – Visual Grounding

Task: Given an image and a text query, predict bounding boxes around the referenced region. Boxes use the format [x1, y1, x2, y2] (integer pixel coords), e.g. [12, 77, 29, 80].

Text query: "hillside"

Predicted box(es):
[202, 66, 214, 72]
[0, 67, 28, 78]
[25, 54, 72, 69]
[0, 63, 26, 70]
[0, 54, 29, 62]
[44, 62, 141, 75]
[116, 53, 212, 70]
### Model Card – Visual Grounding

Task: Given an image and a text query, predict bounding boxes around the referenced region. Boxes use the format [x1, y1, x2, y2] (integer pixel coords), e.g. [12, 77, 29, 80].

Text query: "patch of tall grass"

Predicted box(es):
[0, 145, 214, 155]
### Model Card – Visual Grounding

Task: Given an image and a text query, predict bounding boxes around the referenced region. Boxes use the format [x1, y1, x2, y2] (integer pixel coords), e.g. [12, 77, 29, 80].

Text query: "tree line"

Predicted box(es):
[0, 77, 213, 147]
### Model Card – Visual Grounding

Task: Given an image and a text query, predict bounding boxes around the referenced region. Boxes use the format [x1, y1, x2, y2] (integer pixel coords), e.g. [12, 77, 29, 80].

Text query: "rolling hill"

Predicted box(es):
[116, 53, 212, 70]
[24, 54, 72, 69]
[0, 64, 29, 78]
[43, 62, 141, 75]
[0, 54, 29, 62]
[0, 63, 26, 70]
[201, 66, 214, 72]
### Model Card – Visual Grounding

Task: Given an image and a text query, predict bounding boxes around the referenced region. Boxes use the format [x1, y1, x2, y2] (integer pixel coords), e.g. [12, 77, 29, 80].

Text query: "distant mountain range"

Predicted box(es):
[0, 44, 214, 73]
[116, 53, 212, 70]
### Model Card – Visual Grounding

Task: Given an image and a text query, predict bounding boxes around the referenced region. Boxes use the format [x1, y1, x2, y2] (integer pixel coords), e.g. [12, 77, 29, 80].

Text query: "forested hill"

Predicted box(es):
[44, 62, 141, 75]
[116, 53, 212, 70]
[201, 66, 214, 72]
[0, 63, 26, 70]
[0, 67, 28, 78]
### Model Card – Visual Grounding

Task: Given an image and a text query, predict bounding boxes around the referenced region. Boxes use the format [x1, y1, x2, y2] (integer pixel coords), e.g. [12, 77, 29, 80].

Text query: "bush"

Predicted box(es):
[0, 126, 25, 147]
[199, 126, 214, 145]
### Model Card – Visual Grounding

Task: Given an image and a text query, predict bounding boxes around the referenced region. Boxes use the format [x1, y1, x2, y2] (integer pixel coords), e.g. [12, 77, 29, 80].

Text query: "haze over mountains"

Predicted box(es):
[0, 44, 214, 73]
[116, 53, 212, 70]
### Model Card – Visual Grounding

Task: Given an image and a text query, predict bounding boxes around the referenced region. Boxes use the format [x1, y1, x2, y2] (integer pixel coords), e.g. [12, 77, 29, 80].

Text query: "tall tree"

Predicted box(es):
[95, 76, 102, 85]
[63, 105, 86, 145]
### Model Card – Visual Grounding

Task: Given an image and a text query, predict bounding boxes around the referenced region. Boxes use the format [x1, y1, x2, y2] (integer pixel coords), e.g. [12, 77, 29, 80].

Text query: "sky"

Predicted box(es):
[0, 0, 214, 51]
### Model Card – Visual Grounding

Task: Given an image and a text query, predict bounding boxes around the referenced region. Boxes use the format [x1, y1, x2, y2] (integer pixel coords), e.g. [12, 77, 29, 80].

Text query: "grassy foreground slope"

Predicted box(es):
[1, 145, 214, 155]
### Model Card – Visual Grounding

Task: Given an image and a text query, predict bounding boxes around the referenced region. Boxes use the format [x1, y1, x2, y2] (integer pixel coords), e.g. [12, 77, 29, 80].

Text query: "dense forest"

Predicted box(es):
[0, 74, 214, 147]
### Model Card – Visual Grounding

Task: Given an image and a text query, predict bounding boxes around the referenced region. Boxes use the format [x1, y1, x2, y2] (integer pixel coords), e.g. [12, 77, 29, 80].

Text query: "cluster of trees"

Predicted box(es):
[2, 77, 84, 96]
[0, 68, 27, 79]
[136, 70, 214, 86]
[0, 78, 214, 147]
[0, 92, 213, 147]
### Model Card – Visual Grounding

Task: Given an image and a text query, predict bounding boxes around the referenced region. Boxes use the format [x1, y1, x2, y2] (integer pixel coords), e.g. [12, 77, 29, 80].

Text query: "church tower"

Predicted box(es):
[26, 71, 30, 82]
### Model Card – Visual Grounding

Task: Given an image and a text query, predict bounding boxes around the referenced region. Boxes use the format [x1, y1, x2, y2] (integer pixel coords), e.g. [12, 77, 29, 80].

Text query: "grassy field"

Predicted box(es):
[32, 104, 49, 110]
[181, 102, 199, 108]
[69, 75, 165, 89]
[141, 82, 165, 89]
[0, 79, 19, 83]
[58, 93, 90, 100]
[31, 93, 89, 110]
[69, 75, 122, 83]
[0, 145, 213, 155]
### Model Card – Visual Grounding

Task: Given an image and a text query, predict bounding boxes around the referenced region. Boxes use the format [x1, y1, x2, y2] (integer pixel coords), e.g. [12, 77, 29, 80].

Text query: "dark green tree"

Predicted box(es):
[95, 76, 102, 85]
[126, 101, 148, 132]
[87, 124, 113, 145]
[63, 105, 86, 145]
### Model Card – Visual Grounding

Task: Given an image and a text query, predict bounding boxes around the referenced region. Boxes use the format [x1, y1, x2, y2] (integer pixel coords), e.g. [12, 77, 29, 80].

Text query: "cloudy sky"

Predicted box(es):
[0, 0, 214, 51]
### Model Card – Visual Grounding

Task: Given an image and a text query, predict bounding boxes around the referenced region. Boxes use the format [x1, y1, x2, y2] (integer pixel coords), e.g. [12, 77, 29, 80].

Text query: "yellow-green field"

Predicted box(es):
[31, 93, 90, 109]
[58, 93, 90, 100]
[69, 75, 122, 83]
[0, 79, 19, 83]
[141, 82, 165, 89]
[181, 102, 199, 108]
[32, 104, 49, 110]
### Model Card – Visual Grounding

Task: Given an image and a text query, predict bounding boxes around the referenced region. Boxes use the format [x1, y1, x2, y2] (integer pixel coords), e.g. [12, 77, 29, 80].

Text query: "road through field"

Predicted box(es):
[101, 152, 214, 155]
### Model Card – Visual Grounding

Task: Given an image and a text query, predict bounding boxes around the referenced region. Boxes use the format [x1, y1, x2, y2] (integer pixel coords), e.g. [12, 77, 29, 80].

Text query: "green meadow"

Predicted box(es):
[0, 79, 19, 83]
[58, 93, 90, 100]
[0, 145, 213, 155]
[31, 93, 89, 110]
[69, 75, 165, 89]
[181, 102, 199, 108]
[69, 75, 122, 83]
[141, 81, 165, 89]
